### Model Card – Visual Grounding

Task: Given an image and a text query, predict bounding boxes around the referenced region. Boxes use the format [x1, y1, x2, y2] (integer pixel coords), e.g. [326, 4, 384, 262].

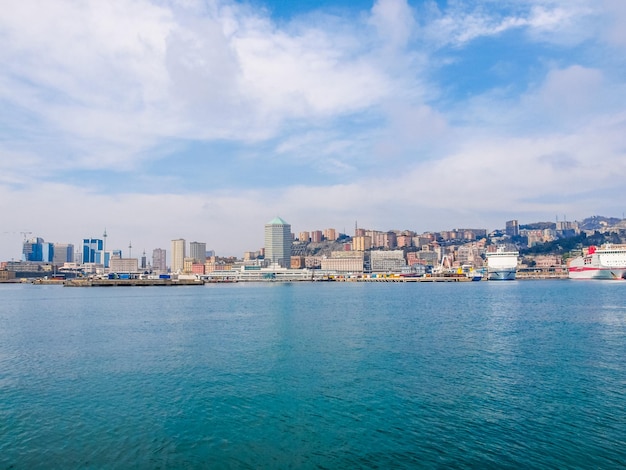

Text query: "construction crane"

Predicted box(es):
[20, 231, 32, 241]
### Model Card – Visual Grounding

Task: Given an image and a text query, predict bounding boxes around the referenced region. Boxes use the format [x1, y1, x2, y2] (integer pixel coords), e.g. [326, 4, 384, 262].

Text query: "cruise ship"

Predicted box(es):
[485, 246, 519, 280]
[568, 244, 626, 280]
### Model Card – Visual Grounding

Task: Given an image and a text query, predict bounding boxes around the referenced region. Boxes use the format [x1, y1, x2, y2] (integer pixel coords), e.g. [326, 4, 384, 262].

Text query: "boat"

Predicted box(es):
[461, 265, 483, 281]
[568, 244, 626, 280]
[485, 246, 519, 280]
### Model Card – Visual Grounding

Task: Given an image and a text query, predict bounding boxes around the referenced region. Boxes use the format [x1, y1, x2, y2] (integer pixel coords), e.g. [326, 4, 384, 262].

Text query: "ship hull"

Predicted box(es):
[568, 267, 626, 280]
[488, 269, 517, 281]
[568, 246, 626, 280]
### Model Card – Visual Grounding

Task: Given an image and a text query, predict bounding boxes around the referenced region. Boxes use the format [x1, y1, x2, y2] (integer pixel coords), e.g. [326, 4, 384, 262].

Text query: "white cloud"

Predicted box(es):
[369, 0, 416, 50]
[600, 0, 626, 47]
[0, 0, 405, 175]
[1, 0, 626, 262]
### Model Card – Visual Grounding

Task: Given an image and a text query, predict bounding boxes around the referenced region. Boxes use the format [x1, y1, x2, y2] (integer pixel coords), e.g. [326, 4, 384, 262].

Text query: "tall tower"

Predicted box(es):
[171, 239, 186, 273]
[102, 228, 108, 268]
[264, 217, 292, 268]
[189, 241, 207, 263]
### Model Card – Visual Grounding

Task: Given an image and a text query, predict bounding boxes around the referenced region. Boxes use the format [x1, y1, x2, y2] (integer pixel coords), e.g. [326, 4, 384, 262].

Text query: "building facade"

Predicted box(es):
[264, 217, 292, 268]
[82, 238, 103, 264]
[22, 237, 46, 262]
[370, 250, 406, 273]
[171, 239, 186, 273]
[109, 257, 139, 273]
[152, 248, 167, 273]
[506, 220, 520, 237]
[352, 236, 372, 251]
[52, 243, 74, 264]
[189, 241, 207, 263]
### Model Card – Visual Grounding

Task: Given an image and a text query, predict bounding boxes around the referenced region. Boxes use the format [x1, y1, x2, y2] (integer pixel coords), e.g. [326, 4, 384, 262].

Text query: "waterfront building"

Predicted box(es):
[0, 269, 16, 281]
[305, 256, 323, 269]
[321, 252, 364, 273]
[191, 263, 205, 275]
[291, 256, 305, 269]
[152, 248, 167, 273]
[189, 242, 207, 263]
[109, 257, 139, 273]
[183, 257, 196, 274]
[171, 239, 185, 273]
[264, 217, 292, 268]
[370, 250, 406, 273]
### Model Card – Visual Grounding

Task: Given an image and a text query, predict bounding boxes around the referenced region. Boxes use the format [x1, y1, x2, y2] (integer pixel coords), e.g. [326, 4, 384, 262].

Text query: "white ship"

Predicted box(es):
[568, 244, 626, 280]
[485, 246, 519, 280]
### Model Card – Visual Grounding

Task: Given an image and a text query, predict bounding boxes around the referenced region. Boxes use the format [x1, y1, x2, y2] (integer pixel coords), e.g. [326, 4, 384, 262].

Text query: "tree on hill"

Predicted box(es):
[521, 231, 623, 255]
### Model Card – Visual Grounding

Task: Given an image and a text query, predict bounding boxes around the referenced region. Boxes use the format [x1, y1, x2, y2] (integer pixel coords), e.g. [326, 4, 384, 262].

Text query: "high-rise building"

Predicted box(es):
[152, 248, 167, 273]
[189, 242, 207, 263]
[52, 243, 74, 264]
[324, 228, 337, 241]
[171, 239, 186, 273]
[264, 217, 292, 268]
[22, 237, 44, 261]
[505, 220, 519, 237]
[311, 230, 323, 243]
[83, 238, 103, 264]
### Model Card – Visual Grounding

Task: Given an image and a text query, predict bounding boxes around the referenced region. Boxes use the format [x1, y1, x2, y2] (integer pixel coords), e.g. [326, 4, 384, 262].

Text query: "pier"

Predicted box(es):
[64, 279, 205, 287]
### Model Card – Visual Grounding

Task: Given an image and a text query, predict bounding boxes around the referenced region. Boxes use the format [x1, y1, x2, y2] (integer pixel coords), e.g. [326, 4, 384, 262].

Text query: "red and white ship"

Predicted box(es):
[568, 244, 626, 280]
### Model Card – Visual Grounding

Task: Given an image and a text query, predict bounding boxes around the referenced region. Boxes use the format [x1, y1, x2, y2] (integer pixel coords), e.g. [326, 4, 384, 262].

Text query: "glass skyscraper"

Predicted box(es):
[83, 238, 103, 264]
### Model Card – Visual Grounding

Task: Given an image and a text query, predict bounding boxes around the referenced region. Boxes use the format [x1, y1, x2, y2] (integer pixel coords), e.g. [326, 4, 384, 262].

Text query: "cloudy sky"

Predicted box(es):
[1, 0, 625, 260]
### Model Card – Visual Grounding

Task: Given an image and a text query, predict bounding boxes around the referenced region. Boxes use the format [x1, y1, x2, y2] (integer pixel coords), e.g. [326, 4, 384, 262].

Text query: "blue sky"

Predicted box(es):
[1, 0, 626, 260]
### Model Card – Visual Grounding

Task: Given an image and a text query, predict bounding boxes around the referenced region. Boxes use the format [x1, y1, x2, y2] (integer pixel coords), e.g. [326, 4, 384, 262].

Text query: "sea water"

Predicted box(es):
[1, 281, 625, 469]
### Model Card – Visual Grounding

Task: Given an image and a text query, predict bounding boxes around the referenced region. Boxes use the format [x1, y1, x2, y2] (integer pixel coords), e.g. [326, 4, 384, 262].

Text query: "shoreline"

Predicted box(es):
[1, 274, 573, 286]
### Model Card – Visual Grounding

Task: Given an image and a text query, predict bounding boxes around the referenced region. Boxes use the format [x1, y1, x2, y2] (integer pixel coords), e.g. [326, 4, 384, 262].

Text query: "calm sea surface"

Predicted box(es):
[1, 281, 626, 469]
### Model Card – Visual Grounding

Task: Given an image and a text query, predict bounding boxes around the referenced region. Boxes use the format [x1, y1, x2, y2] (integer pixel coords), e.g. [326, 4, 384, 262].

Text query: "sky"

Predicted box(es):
[1, 0, 626, 261]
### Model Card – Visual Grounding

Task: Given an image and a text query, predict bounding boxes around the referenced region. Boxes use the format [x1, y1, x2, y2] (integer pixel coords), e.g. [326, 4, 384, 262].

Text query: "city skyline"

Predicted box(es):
[5, 213, 615, 267]
[1, 1, 625, 263]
